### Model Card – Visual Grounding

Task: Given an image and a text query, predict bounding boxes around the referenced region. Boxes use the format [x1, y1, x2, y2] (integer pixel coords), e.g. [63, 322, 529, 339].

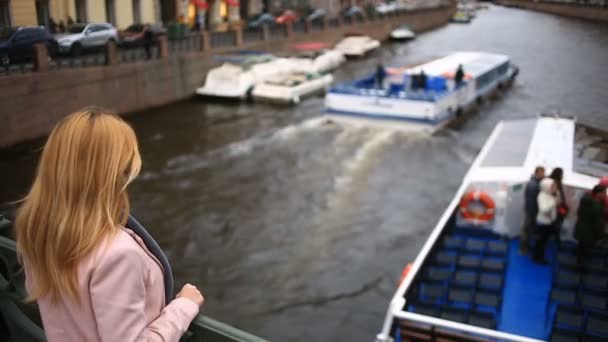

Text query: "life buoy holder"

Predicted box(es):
[399, 263, 413, 285]
[460, 190, 496, 222]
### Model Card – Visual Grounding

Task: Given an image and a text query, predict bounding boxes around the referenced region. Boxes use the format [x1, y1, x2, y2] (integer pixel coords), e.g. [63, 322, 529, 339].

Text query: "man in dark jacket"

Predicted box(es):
[520, 166, 545, 254]
[574, 185, 606, 265]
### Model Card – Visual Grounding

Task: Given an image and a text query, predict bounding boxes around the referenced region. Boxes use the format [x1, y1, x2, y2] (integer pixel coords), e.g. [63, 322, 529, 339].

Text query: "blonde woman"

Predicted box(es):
[15, 108, 204, 342]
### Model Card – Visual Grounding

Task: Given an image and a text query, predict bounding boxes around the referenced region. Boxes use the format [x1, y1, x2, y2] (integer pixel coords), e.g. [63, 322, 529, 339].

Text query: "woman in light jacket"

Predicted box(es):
[533, 178, 558, 264]
[15, 108, 204, 342]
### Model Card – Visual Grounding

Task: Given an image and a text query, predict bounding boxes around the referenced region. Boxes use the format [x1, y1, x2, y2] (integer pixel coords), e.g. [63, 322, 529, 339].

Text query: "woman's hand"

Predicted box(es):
[177, 284, 204, 306]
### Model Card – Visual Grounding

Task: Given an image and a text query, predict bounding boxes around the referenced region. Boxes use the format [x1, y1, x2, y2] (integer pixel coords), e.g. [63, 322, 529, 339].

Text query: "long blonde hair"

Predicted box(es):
[15, 108, 142, 302]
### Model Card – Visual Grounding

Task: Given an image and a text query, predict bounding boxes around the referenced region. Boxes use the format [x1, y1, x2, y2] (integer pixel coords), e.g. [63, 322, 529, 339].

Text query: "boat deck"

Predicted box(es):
[400, 225, 608, 341]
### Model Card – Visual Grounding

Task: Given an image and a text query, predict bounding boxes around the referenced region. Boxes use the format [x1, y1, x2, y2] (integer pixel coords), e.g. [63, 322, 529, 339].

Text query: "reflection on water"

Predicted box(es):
[2, 5, 608, 341]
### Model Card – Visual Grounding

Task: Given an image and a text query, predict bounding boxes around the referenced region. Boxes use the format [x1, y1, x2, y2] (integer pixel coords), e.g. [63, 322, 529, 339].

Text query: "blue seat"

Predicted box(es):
[551, 287, 577, 307]
[442, 236, 464, 250]
[581, 290, 607, 312]
[474, 290, 501, 309]
[554, 306, 584, 331]
[453, 270, 478, 287]
[424, 267, 451, 282]
[457, 254, 482, 270]
[448, 287, 473, 307]
[481, 257, 505, 273]
[468, 310, 496, 329]
[551, 327, 581, 342]
[419, 282, 446, 303]
[439, 307, 467, 323]
[464, 239, 486, 253]
[478, 272, 503, 291]
[586, 312, 608, 337]
[486, 240, 508, 256]
[388, 83, 403, 95]
[434, 251, 457, 267]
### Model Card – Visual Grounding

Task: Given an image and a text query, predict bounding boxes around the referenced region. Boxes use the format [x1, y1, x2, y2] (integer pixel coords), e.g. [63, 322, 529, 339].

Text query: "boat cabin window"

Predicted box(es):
[475, 61, 509, 91]
[481, 120, 536, 167]
[574, 123, 608, 177]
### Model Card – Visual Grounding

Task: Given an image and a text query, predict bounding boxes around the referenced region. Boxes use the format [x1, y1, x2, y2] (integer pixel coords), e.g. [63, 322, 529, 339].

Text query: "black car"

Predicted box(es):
[0, 26, 58, 66]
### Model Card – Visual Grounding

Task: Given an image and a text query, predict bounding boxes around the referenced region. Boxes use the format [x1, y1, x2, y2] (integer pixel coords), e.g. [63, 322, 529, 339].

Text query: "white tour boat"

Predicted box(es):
[334, 36, 381, 57]
[251, 72, 334, 104]
[376, 115, 608, 342]
[390, 25, 416, 41]
[324, 51, 519, 132]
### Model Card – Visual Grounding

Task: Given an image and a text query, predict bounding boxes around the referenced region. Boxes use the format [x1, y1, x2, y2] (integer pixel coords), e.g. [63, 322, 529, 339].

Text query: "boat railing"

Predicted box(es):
[332, 78, 452, 102]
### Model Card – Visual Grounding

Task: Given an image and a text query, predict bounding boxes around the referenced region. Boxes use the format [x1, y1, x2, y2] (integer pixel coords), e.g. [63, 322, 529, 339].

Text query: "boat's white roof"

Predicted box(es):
[408, 51, 510, 78]
[466, 117, 598, 189]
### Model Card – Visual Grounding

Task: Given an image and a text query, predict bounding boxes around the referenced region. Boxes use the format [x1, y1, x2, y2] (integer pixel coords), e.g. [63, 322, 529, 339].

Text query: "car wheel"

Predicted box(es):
[0, 54, 9, 67]
[70, 43, 82, 57]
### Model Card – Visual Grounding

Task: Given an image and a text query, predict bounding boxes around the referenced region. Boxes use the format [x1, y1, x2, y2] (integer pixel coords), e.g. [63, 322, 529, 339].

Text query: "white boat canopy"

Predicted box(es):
[407, 51, 510, 78]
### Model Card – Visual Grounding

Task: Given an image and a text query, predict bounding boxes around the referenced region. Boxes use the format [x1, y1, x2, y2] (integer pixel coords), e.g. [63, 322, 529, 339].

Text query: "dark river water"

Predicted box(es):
[2, 5, 608, 342]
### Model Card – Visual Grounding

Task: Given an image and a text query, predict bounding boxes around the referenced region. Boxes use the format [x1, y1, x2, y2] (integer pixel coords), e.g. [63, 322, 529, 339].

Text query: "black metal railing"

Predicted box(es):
[268, 25, 286, 40]
[169, 34, 202, 53]
[293, 21, 306, 33]
[243, 28, 263, 43]
[210, 31, 236, 49]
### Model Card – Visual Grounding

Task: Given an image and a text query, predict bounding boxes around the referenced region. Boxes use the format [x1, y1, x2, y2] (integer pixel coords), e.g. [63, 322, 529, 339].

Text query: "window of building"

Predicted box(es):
[36, 0, 50, 27]
[75, 0, 87, 23]
[133, 0, 142, 23]
[105, 0, 116, 25]
[0, 0, 11, 29]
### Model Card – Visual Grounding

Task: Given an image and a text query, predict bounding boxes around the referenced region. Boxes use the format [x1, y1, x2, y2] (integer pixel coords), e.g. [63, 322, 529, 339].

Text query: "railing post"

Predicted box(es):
[305, 20, 312, 33]
[262, 24, 270, 41]
[234, 28, 243, 47]
[200, 31, 211, 51]
[285, 22, 293, 37]
[104, 40, 118, 66]
[158, 36, 169, 59]
[32, 43, 49, 72]
[322, 17, 329, 31]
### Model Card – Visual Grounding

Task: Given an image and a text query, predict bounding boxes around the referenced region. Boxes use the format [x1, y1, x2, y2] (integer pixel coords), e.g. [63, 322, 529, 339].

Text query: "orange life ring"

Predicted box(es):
[399, 263, 413, 285]
[460, 190, 496, 222]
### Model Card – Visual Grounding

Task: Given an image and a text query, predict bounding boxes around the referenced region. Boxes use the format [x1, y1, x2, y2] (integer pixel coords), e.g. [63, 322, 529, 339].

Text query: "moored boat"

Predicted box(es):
[334, 35, 381, 57]
[390, 25, 416, 41]
[196, 54, 296, 100]
[251, 71, 334, 104]
[451, 10, 472, 23]
[375, 116, 608, 342]
[289, 42, 346, 74]
[324, 52, 519, 132]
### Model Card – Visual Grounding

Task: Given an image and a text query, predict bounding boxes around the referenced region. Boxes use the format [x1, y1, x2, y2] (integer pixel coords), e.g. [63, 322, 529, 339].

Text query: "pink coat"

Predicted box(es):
[25, 228, 200, 342]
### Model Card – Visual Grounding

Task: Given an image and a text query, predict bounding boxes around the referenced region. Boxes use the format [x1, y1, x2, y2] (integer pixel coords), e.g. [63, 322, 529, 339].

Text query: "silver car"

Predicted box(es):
[55, 23, 118, 56]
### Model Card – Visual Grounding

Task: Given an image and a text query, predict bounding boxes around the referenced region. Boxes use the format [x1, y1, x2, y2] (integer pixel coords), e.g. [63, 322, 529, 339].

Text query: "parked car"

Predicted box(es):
[0, 26, 57, 66]
[306, 8, 327, 22]
[376, 2, 397, 14]
[275, 10, 298, 24]
[342, 6, 366, 19]
[55, 23, 118, 56]
[119, 23, 166, 47]
[248, 13, 276, 28]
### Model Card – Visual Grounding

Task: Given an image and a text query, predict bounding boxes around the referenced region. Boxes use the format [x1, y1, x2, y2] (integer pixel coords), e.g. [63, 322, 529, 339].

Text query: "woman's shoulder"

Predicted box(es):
[88, 229, 148, 270]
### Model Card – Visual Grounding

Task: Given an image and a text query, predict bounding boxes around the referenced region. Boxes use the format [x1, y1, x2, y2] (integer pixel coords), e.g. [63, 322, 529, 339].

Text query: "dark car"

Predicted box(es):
[118, 23, 166, 47]
[248, 13, 275, 28]
[0, 26, 57, 66]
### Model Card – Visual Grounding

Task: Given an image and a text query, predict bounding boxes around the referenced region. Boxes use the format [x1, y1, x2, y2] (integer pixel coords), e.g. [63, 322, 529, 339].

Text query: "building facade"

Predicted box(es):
[1, 0, 160, 29]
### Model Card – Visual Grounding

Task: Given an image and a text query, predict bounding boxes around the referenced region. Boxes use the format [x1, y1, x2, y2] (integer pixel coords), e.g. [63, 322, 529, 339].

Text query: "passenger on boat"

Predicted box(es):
[574, 185, 606, 266]
[376, 64, 386, 89]
[419, 70, 427, 90]
[14, 108, 204, 342]
[520, 166, 545, 255]
[549, 167, 569, 244]
[455, 64, 464, 88]
[533, 178, 558, 265]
